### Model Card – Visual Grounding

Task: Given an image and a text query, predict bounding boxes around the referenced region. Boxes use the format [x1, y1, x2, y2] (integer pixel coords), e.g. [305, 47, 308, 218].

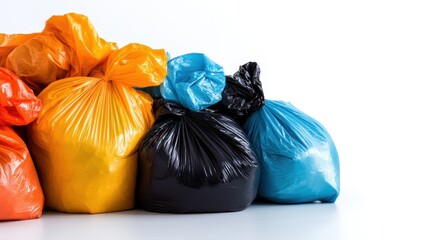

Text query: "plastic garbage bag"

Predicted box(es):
[6, 13, 117, 95]
[160, 53, 225, 111]
[6, 35, 71, 95]
[137, 86, 162, 99]
[0, 67, 41, 126]
[0, 33, 39, 67]
[0, 67, 43, 221]
[137, 101, 259, 213]
[27, 43, 167, 213]
[211, 62, 264, 124]
[42, 12, 117, 77]
[0, 126, 44, 221]
[244, 100, 340, 203]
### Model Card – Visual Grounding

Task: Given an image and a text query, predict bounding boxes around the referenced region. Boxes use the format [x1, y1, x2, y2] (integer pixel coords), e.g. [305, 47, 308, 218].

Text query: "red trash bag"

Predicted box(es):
[0, 68, 41, 126]
[0, 126, 44, 221]
[0, 67, 43, 221]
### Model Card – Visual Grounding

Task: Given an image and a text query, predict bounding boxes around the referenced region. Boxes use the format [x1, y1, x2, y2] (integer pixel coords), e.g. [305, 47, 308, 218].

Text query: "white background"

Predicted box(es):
[1, 1, 429, 239]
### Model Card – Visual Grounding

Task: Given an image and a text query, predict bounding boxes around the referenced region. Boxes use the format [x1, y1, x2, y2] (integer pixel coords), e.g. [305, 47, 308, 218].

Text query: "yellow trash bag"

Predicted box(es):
[6, 12, 117, 94]
[27, 43, 168, 213]
[0, 33, 39, 67]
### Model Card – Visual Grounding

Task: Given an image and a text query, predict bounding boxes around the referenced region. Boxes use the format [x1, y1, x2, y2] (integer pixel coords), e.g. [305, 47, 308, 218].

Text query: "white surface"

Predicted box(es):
[0, 191, 427, 240]
[1, 204, 339, 240]
[1, 0, 429, 239]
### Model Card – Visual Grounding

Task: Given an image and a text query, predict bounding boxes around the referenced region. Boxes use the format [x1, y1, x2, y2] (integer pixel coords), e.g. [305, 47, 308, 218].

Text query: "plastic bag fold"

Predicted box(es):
[211, 62, 264, 124]
[5, 13, 117, 94]
[0, 33, 39, 67]
[0, 126, 44, 221]
[0, 67, 41, 126]
[161, 53, 225, 111]
[137, 101, 259, 213]
[1, 67, 43, 221]
[244, 100, 340, 203]
[27, 43, 167, 213]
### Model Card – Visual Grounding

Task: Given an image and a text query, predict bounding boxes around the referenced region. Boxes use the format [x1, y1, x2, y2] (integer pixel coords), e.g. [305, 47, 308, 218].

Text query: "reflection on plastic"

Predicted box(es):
[0, 33, 39, 67]
[244, 100, 340, 203]
[6, 35, 71, 95]
[0, 67, 42, 126]
[42, 12, 117, 77]
[5, 13, 117, 94]
[0, 126, 44, 221]
[28, 43, 167, 213]
[161, 53, 225, 111]
[211, 62, 265, 124]
[137, 101, 259, 213]
[0, 69, 43, 221]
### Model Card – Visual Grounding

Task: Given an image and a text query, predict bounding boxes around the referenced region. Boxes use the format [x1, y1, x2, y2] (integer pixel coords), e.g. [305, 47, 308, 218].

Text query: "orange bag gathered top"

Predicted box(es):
[28, 43, 167, 213]
[5, 13, 117, 94]
[0, 33, 39, 67]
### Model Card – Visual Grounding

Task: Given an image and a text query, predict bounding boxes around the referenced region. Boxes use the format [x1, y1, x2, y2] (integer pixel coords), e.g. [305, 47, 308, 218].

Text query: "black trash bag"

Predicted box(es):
[137, 101, 259, 213]
[210, 62, 265, 124]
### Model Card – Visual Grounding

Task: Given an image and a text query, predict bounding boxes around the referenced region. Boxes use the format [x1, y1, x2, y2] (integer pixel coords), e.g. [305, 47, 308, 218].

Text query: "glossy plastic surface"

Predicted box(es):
[0, 67, 42, 126]
[6, 35, 71, 95]
[42, 13, 117, 77]
[0, 33, 39, 67]
[244, 100, 340, 203]
[137, 101, 259, 213]
[211, 62, 264, 124]
[27, 43, 167, 213]
[0, 68, 43, 221]
[161, 53, 225, 111]
[5, 13, 116, 94]
[0, 126, 44, 221]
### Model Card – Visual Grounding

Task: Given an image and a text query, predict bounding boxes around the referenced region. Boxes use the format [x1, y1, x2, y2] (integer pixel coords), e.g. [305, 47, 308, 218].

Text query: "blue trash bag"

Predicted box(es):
[244, 100, 340, 203]
[160, 53, 225, 111]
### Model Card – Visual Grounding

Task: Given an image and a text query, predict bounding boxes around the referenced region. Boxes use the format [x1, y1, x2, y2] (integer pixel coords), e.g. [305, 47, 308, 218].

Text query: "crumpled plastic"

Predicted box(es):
[42, 12, 117, 77]
[0, 126, 44, 221]
[244, 100, 340, 203]
[211, 62, 265, 124]
[0, 33, 39, 67]
[5, 12, 117, 94]
[27, 43, 167, 213]
[160, 53, 225, 111]
[0, 67, 42, 126]
[137, 100, 259, 213]
[5, 35, 71, 95]
[0, 67, 43, 221]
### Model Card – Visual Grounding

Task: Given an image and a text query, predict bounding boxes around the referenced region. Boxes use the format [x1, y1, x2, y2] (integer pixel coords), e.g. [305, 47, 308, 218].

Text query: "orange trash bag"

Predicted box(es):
[42, 12, 118, 77]
[5, 12, 117, 95]
[0, 33, 39, 67]
[5, 35, 71, 95]
[28, 43, 167, 213]
[0, 67, 43, 221]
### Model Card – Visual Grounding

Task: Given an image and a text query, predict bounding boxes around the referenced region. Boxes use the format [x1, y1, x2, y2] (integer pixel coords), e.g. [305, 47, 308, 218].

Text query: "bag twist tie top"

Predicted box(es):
[92, 43, 167, 88]
[160, 53, 225, 111]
